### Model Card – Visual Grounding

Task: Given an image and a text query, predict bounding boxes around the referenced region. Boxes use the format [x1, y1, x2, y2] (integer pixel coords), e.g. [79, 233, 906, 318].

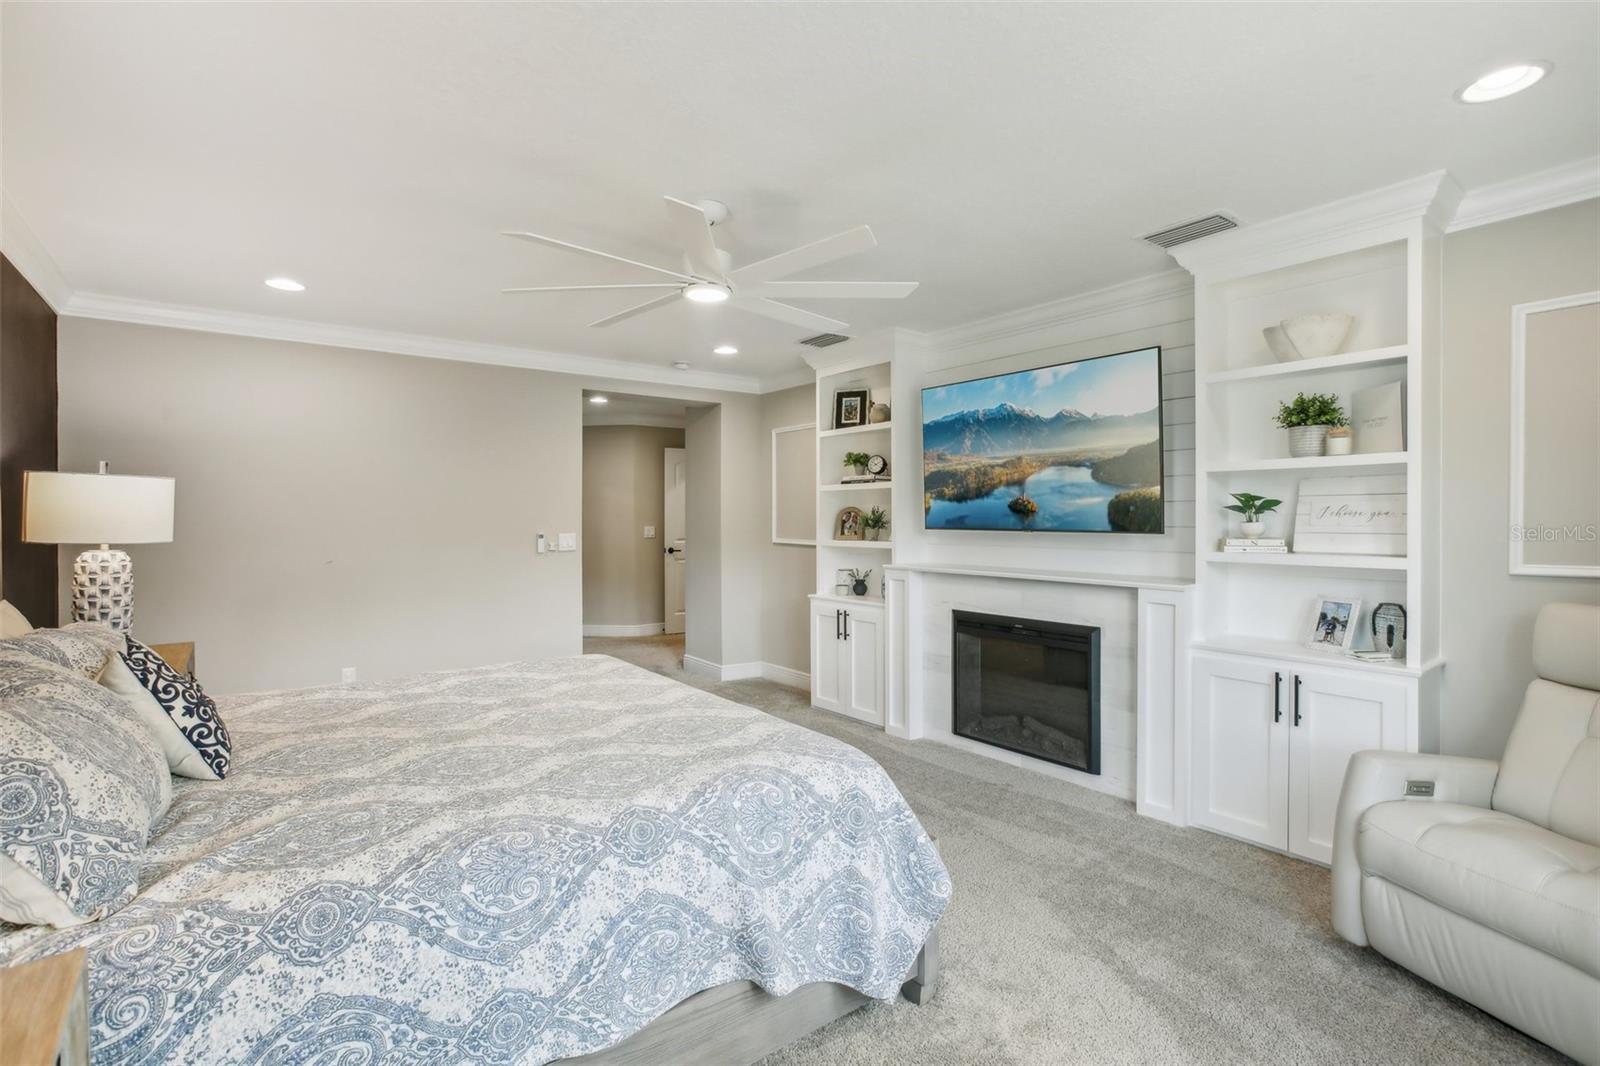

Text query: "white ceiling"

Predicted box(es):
[4, 3, 1596, 386]
[582, 391, 696, 429]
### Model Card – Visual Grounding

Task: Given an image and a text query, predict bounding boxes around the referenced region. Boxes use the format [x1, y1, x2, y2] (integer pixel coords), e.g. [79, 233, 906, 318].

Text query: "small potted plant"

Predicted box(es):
[863, 506, 889, 541]
[1275, 392, 1348, 458]
[848, 568, 872, 596]
[843, 451, 870, 477]
[1224, 491, 1281, 539]
[1324, 425, 1354, 456]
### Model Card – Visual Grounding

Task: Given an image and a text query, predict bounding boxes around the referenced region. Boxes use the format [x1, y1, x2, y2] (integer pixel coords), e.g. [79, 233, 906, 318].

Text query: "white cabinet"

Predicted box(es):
[809, 597, 883, 726]
[1192, 652, 1413, 863]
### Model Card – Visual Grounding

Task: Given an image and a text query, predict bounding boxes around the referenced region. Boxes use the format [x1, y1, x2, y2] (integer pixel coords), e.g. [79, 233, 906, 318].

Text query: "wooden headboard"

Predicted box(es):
[1, 253, 59, 627]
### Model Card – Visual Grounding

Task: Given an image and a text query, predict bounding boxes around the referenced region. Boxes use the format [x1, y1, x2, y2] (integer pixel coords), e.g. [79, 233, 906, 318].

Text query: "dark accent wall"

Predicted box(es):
[1, 254, 59, 626]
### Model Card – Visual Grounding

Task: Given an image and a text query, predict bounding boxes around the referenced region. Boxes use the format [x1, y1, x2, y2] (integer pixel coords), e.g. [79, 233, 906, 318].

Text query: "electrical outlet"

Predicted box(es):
[557, 532, 577, 552]
[340, 666, 358, 684]
[643, 526, 656, 539]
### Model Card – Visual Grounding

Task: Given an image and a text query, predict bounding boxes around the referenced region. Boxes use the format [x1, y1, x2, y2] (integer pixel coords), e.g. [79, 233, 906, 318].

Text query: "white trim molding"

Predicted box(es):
[772, 422, 817, 546]
[582, 413, 687, 430]
[1508, 290, 1600, 579]
[680, 654, 807, 688]
[1, 194, 72, 311]
[582, 622, 667, 638]
[1451, 156, 1600, 233]
[761, 662, 810, 690]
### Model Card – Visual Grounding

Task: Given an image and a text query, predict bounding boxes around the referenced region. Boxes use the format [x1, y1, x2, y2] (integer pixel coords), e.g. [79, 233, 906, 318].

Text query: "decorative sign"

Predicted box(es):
[1352, 381, 1405, 453]
[1292, 475, 1407, 556]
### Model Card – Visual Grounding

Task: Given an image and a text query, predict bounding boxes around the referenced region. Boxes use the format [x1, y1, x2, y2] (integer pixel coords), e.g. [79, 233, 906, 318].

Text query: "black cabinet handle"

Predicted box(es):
[1293, 675, 1303, 726]
[843, 611, 850, 640]
[835, 609, 842, 640]
[1273, 672, 1282, 722]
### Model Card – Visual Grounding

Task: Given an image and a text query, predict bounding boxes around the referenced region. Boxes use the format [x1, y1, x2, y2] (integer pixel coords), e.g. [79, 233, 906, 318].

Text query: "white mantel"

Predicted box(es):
[882, 562, 1193, 825]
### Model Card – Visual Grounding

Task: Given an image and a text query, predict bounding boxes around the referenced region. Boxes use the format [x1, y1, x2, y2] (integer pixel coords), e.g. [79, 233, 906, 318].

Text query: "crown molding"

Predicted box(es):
[1169, 170, 1462, 280]
[61, 291, 768, 394]
[923, 269, 1193, 355]
[1448, 156, 1600, 233]
[1, 195, 72, 311]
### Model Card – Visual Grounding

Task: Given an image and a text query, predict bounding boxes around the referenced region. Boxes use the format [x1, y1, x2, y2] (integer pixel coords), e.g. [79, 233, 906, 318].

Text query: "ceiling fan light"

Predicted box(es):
[683, 283, 730, 304]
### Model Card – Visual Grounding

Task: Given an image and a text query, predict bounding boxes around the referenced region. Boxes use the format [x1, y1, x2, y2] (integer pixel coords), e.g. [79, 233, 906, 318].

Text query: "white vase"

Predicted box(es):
[1325, 435, 1353, 456]
[1287, 425, 1329, 458]
[1240, 521, 1266, 540]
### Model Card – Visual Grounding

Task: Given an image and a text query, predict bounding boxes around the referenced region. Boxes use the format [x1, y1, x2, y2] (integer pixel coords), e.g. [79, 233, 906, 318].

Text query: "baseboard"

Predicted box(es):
[761, 662, 810, 690]
[583, 622, 666, 638]
[681, 655, 807, 688]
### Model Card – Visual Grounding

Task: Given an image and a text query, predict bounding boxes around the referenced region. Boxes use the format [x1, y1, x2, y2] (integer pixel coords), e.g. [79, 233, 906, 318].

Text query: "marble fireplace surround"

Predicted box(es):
[883, 562, 1194, 827]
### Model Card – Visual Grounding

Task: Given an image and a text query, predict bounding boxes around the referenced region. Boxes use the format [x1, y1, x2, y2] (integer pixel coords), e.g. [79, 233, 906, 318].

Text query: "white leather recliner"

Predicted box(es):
[1332, 602, 1600, 1065]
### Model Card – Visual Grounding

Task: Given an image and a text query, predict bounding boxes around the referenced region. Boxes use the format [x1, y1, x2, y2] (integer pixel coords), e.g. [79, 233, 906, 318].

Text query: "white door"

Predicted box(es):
[810, 600, 844, 712]
[1288, 670, 1409, 863]
[1192, 655, 1289, 850]
[842, 607, 884, 725]
[663, 448, 686, 635]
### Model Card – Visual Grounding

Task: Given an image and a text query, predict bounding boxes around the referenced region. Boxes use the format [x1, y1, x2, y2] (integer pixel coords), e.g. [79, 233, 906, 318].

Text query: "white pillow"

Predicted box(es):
[100, 638, 232, 780]
[0, 599, 33, 638]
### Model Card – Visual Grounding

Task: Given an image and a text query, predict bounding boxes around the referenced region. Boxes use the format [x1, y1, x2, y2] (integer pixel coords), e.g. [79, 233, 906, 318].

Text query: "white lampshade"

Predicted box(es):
[22, 470, 175, 545]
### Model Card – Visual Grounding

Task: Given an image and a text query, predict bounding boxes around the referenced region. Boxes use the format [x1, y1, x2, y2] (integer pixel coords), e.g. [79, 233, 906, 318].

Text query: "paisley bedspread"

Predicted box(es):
[0, 654, 951, 1065]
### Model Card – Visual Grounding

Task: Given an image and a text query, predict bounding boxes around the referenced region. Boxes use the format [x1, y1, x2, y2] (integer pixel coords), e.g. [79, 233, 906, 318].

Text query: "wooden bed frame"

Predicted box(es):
[564, 924, 940, 1065]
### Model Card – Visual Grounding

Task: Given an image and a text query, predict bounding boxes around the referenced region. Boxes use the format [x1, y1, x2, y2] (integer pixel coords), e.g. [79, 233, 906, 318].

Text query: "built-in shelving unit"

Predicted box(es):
[813, 351, 897, 600]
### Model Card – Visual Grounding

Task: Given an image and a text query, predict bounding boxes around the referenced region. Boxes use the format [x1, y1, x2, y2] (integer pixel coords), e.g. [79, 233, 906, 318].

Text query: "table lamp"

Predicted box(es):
[22, 461, 175, 632]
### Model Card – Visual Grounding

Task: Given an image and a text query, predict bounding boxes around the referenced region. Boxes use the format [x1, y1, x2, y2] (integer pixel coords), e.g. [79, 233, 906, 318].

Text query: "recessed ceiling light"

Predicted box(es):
[588, 395, 608, 405]
[1457, 62, 1550, 103]
[683, 283, 730, 304]
[713, 345, 739, 356]
[264, 277, 305, 292]
[672, 361, 692, 371]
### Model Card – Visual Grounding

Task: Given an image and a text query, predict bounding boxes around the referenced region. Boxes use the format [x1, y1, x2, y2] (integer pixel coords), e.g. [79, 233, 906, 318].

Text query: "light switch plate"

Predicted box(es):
[643, 526, 655, 539]
[557, 532, 577, 552]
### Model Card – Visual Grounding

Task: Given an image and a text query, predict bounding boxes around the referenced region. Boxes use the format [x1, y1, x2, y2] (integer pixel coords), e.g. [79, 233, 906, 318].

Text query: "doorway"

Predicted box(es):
[663, 447, 687, 634]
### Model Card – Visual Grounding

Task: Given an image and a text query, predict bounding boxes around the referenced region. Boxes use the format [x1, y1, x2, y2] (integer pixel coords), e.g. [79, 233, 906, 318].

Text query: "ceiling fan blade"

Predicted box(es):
[589, 291, 682, 328]
[503, 231, 695, 282]
[731, 296, 849, 333]
[662, 196, 726, 281]
[728, 225, 878, 285]
[502, 284, 682, 294]
[737, 281, 918, 300]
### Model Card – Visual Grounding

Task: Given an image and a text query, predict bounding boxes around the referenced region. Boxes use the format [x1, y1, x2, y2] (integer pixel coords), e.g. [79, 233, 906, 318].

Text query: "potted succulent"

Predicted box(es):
[1324, 425, 1354, 456]
[848, 568, 872, 596]
[863, 506, 889, 541]
[843, 451, 870, 476]
[1275, 392, 1348, 458]
[1224, 491, 1281, 539]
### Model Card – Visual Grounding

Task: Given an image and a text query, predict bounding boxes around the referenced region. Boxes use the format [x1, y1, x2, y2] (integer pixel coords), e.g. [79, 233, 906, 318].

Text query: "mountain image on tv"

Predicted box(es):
[922, 347, 1164, 533]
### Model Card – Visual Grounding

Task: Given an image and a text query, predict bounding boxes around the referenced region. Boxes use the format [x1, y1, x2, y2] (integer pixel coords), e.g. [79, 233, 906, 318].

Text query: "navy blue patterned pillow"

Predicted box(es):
[101, 638, 232, 780]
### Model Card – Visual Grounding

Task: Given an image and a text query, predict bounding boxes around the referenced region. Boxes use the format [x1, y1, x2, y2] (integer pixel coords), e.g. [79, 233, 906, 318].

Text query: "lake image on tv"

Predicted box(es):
[922, 347, 1164, 534]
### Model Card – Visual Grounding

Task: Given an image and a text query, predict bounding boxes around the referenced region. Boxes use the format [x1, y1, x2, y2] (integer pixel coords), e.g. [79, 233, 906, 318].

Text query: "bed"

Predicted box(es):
[0, 653, 950, 1065]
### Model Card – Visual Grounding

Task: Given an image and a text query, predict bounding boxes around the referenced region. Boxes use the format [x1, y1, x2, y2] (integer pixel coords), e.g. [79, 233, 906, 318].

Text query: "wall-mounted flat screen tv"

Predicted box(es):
[922, 346, 1164, 533]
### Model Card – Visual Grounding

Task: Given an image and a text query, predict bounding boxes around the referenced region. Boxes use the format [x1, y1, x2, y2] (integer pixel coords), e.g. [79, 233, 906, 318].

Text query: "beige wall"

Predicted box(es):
[56, 318, 584, 693]
[760, 384, 816, 675]
[581, 424, 684, 630]
[1440, 198, 1600, 758]
[683, 403, 722, 666]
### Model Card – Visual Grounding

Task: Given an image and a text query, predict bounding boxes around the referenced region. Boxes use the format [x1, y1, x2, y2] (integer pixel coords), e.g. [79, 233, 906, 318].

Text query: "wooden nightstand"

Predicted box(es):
[0, 949, 89, 1066]
[148, 641, 195, 679]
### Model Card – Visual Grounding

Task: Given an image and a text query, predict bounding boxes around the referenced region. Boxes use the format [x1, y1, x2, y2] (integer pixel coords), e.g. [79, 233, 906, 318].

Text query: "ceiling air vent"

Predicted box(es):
[799, 333, 851, 348]
[1141, 213, 1238, 250]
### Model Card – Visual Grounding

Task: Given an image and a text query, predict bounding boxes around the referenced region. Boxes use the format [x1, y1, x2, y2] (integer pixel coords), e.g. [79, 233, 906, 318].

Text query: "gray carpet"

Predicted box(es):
[584, 635, 1562, 1065]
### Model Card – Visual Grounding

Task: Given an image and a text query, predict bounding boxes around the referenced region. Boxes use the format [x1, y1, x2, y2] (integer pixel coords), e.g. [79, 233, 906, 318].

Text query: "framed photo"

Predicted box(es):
[835, 506, 865, 541]
[833, 389, 869, 429]
[1308, 596, 1361, 651]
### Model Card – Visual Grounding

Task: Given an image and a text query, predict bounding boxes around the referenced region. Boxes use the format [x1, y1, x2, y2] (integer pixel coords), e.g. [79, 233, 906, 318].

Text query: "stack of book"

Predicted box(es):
[840, 474, 891, 484]
[1219, 537, 1287, 554]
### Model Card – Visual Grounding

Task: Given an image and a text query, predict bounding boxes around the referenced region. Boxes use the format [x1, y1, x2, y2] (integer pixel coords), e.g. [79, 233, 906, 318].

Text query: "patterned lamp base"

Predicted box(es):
[72, 548, 134, 631]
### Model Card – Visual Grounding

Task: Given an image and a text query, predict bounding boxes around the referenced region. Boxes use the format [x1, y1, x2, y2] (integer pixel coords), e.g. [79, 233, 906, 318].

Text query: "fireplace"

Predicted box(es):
[951, 610, 1100, 774]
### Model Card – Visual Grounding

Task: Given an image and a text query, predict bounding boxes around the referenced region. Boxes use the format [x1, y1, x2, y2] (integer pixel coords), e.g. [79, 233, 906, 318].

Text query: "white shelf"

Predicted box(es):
[1203, 344, 1408, 385]
[1204, 551, 1408, 571]
[827, 539, 894, 550]
[884, 562, 1195, 592]
[1193, 636, 1436, 678]
[820, 481, 893, 492]
[1207, 451, 1408, 474]
[818, 423, 892, 439]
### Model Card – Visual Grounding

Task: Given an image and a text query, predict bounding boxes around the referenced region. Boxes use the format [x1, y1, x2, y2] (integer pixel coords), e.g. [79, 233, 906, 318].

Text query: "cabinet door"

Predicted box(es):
[841, 609, 884, 726]
[810, 603, 844, 713]
[1288, 670, 1409, 864]
[1192, 655, 1288, 849]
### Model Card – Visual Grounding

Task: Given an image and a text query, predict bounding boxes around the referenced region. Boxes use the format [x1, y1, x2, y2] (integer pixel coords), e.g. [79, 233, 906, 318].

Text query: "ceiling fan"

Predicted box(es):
[502, 197, 918, 332]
